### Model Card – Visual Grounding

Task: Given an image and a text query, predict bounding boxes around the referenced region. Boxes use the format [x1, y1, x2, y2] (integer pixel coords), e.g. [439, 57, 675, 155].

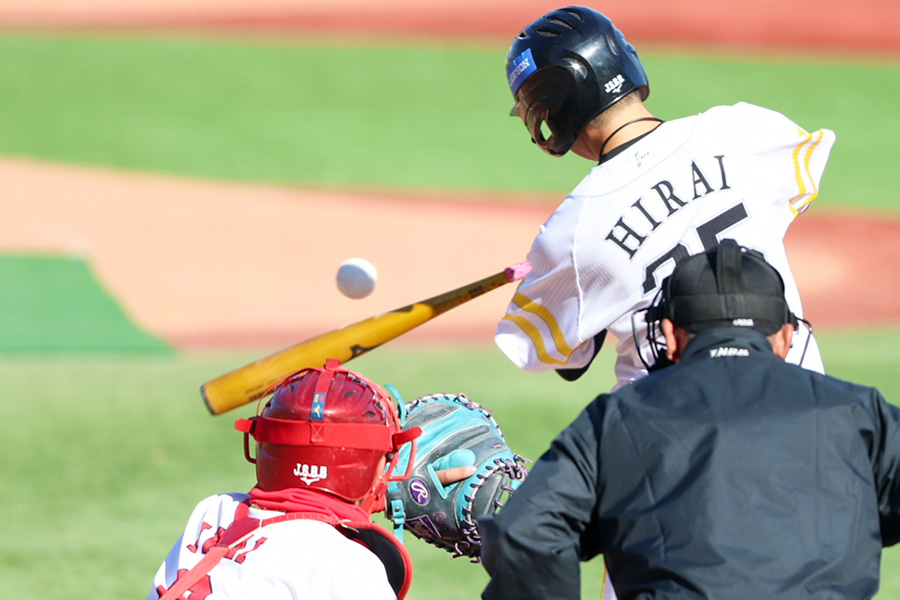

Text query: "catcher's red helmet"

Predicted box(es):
[235, 359, 419, 513]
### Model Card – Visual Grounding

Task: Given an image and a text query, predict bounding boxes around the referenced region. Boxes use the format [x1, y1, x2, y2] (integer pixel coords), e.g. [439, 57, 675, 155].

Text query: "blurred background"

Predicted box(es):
[1, 1, 898, 598]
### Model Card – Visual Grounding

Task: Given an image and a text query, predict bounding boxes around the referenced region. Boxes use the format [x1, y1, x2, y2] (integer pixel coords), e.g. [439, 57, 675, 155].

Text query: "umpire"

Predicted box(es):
[479, 240, 900, 599]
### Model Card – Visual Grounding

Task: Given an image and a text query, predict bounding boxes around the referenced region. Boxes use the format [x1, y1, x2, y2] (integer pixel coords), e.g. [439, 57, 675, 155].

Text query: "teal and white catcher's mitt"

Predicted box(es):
[386, 393, 529, 561]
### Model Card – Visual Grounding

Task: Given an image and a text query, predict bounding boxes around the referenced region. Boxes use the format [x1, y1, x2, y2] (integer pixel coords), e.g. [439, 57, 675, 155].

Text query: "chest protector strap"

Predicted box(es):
[158, 502, 412, 599]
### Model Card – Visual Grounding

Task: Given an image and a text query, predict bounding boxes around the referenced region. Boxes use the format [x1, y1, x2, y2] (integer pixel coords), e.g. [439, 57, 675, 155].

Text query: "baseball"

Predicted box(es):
[336, 258, 378, 299]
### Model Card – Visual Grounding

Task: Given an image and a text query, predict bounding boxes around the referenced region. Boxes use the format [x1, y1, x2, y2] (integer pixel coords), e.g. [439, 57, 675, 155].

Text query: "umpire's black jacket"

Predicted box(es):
[480, 328, 900, 599]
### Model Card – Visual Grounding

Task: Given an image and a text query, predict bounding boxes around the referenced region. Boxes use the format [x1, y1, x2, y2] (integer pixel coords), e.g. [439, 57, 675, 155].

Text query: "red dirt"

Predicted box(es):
[1, 1, 898, 349]
[2, 157, 897, 352]
[2, 1, 899, 55]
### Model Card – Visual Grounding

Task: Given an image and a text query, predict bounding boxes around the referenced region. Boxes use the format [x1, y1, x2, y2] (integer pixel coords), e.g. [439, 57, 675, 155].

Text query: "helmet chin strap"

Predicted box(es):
[598, 116, 663, 158]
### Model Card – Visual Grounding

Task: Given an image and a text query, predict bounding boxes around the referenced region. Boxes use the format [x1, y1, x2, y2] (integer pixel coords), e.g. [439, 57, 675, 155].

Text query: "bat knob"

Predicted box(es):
[504, 261, 532, 282]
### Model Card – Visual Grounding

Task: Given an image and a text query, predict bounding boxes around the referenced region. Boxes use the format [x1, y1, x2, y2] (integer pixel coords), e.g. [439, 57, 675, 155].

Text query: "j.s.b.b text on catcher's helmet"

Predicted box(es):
[506, 6, 650, 156]
[234, 359, 420, 513]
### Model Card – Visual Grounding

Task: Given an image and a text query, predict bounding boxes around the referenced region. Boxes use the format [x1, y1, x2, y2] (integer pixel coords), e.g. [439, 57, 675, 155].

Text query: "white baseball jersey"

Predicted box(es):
[497, 103, 835, 391]
[147, 493, 398, 600]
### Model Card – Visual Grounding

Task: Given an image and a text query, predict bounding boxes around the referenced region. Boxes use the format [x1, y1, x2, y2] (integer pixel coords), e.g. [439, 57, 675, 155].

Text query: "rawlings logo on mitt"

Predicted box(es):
[386, 393, 529, 561]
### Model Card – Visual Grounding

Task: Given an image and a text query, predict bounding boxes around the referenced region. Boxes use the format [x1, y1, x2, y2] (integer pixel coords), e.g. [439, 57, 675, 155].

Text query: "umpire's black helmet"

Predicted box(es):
[660, 240, 797, 335]
[634, 240, 800, 370]
[506, 6, 650, 156]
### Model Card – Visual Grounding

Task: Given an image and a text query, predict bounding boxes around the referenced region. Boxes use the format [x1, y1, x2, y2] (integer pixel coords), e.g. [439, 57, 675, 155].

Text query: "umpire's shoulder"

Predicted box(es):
[807, 367, 889, 409]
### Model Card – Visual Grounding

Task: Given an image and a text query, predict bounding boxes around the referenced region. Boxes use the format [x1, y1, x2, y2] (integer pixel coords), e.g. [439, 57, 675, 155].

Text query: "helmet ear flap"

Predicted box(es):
[524, 100, 551, 148]
[520, 67, 582, 156]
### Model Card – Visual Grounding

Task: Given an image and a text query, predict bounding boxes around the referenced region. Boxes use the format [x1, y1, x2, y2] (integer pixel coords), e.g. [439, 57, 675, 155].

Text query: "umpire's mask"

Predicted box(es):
[633, 239, 802, 369]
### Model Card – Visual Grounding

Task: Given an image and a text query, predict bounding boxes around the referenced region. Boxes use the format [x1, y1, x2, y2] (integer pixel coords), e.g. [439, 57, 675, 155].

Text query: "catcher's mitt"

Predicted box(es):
[385, 393, 529, 561]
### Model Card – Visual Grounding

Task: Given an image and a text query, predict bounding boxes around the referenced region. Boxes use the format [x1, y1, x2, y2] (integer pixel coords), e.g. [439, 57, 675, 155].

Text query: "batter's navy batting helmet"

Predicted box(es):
[635, 240, 800, 369]
[506, 6, 650, 156]
[235, 359, 420, 514]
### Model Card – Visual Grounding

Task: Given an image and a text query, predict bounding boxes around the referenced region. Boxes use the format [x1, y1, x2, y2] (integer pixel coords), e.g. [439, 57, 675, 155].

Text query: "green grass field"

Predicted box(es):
[0, 33, 898, 209]
[3, 331, 900, 599]
[1, 31, 899, 599]
[0, 255, 171, 355]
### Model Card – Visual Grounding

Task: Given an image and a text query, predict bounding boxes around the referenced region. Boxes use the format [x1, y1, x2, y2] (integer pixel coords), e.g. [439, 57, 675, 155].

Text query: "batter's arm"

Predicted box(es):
[555, 330, 608, 381]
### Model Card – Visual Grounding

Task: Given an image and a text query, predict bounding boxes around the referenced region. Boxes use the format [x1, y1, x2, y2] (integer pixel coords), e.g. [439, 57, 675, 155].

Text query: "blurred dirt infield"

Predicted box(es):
[1, 1, 899, 350]
[3, 158, 898, 351]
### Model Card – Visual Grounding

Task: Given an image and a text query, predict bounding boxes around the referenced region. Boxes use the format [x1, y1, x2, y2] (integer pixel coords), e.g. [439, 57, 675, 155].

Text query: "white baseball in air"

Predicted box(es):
[336, 258, 378, 299]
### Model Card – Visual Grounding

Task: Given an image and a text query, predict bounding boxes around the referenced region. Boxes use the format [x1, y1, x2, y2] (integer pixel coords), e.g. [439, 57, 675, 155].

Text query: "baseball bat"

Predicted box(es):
[201, 261, 531, 415]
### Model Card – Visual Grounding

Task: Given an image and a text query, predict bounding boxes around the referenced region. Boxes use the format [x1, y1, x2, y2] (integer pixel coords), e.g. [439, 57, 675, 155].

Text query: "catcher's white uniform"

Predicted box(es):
[497, 103, 836, 390]
[147, 493, 398, 600]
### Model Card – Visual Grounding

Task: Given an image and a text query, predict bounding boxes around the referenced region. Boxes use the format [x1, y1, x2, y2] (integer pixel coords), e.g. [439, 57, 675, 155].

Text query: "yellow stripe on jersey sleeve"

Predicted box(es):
[501, 292, 579, 366]
[502, 314, 568, 366]
[789, 128, 825, 216]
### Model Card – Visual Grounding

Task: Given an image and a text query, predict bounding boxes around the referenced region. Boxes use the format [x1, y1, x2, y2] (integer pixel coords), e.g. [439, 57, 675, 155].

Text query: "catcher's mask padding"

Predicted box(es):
[506, 5, 650, 156]
[234, 358, 419, 513]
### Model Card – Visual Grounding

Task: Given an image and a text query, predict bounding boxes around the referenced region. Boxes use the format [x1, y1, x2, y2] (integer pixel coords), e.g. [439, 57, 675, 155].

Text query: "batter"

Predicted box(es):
[496, 6, 835, 391]
[493, 7, 835, 599]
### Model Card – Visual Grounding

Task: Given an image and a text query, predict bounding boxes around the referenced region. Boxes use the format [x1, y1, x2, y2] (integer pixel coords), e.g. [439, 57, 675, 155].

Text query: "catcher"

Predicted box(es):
[147, 359, 527, 600]
[147, 359, 421, 600]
